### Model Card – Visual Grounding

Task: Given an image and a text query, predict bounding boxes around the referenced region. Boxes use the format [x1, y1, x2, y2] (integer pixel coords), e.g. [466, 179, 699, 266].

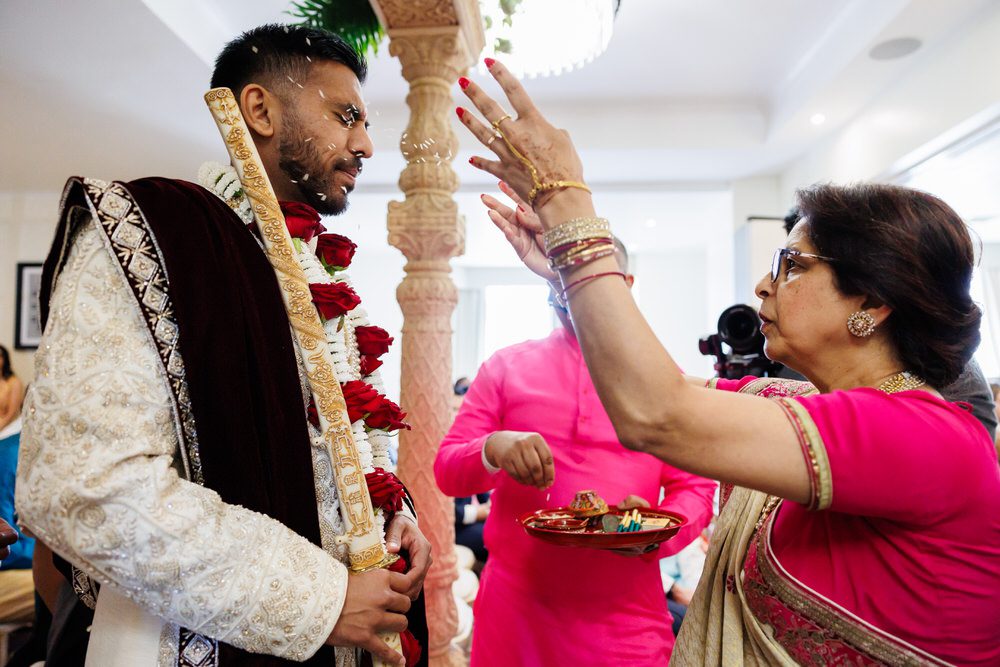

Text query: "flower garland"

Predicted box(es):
[197, 161, 254, 224]
[198, 161, 409, 543]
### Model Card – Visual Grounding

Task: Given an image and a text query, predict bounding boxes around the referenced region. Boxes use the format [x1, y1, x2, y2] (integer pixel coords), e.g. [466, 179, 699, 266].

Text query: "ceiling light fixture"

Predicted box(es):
[479, 0, 620, 79]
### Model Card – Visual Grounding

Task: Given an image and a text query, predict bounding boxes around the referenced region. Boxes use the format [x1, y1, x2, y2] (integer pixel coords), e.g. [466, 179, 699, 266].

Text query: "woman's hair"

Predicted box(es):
[796, 182, 981, 388]
[0, 345, 11, 379]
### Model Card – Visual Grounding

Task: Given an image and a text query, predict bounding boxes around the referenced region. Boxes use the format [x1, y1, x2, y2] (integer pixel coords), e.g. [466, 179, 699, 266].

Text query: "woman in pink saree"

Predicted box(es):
[452, 60, 1000, 665]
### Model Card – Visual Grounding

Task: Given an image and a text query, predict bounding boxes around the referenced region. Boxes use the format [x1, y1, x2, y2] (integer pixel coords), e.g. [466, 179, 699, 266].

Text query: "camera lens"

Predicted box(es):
[717, 305, 764, 355]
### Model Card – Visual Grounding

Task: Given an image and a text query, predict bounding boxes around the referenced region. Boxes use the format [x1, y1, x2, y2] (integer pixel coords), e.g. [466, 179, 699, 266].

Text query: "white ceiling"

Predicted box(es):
[1, 0, 994, 192]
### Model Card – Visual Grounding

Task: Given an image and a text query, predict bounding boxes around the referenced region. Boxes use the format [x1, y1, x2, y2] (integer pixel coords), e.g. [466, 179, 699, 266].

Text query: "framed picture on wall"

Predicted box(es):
[15, 263, 44, 349]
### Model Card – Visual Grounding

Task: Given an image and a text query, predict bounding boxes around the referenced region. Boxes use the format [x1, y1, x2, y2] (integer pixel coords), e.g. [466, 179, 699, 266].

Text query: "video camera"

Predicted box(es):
[699, 304, 784, 379]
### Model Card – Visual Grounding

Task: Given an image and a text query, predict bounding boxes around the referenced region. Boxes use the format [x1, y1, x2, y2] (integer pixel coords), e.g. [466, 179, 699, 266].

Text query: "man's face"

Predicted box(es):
[277, 61, 374, 215]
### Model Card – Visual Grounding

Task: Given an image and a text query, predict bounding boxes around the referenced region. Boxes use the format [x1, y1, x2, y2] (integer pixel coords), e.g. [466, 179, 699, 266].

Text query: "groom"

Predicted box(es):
[17, 24, 428, 667]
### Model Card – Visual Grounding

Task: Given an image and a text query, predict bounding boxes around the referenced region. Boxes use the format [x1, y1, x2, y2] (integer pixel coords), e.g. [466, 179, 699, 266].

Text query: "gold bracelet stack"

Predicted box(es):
[549, 240, 614, 270]
[542, 217, 611, 254]
[544, 217, 617, 271]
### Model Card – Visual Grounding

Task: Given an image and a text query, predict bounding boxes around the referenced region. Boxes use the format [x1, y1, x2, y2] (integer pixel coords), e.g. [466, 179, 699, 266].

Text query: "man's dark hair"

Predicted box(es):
[211, 24, 367, 99]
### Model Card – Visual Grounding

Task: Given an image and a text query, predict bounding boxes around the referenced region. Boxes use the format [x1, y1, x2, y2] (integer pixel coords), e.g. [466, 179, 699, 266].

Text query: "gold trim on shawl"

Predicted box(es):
[775, 397, 832, 511]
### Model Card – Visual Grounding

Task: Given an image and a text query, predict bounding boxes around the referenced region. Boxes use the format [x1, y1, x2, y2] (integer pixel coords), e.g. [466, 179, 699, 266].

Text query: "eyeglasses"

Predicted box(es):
[770, 248, 836, 283]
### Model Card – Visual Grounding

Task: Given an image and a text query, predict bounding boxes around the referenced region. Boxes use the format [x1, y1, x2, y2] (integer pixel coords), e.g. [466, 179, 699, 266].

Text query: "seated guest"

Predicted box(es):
[659, 534, 708, 637]
[0, 364, 33, 624]
[455, 65, 1000, 664]
[435, 227, 715, 665]
[454, 493, 490, 564]
[0, 345, 23, 433]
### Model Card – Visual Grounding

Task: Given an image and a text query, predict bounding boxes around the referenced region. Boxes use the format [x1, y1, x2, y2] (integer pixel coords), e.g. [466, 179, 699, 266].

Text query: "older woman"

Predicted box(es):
[454, 61, 1000, 665]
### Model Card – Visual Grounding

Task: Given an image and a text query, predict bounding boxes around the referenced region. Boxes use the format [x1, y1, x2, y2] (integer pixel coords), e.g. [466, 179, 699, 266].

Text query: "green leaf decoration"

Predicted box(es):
[287, 0, 385, 58]
[494, 37, 512, 54]
[499, 0, 522, 16]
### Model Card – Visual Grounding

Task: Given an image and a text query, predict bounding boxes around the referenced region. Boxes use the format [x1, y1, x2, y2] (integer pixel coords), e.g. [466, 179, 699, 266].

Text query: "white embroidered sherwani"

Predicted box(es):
[15, 182, 401, 665]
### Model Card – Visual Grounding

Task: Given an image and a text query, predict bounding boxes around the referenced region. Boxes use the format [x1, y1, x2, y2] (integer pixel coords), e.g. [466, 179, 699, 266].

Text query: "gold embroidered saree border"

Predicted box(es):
[758, 516, 954, 666]
[775, 397, 832, 511]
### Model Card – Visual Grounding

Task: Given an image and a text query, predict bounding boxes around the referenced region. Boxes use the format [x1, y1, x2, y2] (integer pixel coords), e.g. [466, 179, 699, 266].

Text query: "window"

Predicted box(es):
[482, 284, 556, 359]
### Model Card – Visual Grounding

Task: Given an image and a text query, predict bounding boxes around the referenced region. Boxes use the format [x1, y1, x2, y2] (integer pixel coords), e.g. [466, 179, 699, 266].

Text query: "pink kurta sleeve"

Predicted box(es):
[434, 356, 504, 497]
[780, 389, 994, 522]
[656, 462, 716, 556]
[708, 376, 759, 392]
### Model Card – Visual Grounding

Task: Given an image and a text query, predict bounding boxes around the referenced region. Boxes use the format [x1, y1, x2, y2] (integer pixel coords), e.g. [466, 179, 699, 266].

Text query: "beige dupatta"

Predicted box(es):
[671, 485, 797, 666]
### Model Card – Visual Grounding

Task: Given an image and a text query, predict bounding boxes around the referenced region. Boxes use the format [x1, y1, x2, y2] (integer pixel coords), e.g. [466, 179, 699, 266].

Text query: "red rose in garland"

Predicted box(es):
[400, 629, 422, 667]
[309, 282, 361, 321]
[341, 380, 384, 424]
[355, 325, 393, 357]
[365, 467, 406, 515]
[359, 355, 383, 377]
[365, 395, 410, 432]
[279, 200, 326, 242]
[315, 233, 357, 270]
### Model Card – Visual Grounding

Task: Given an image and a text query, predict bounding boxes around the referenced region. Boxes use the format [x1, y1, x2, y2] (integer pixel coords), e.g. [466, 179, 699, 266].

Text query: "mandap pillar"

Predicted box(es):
[369, 1, 484, 665]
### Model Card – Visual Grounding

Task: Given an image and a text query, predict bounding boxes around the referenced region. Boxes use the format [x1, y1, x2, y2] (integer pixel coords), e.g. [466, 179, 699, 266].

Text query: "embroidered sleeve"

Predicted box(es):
[775, 397, 833, 511]
[15, 223, 346, 660]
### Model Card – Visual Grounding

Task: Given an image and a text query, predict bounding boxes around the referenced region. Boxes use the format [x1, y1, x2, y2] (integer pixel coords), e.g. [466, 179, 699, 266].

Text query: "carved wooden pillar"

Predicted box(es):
[369, 2, 483, 665]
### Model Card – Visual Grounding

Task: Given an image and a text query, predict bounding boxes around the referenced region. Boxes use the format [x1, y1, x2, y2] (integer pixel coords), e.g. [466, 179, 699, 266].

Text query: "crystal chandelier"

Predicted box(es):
[479, 0, 620, 79]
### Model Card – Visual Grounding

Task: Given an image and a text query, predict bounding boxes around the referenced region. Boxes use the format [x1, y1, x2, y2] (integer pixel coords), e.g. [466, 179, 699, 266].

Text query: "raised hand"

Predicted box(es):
[480, 181, 555, 281]
[484, 430, 555, 490]
[456, 60, 587, 214]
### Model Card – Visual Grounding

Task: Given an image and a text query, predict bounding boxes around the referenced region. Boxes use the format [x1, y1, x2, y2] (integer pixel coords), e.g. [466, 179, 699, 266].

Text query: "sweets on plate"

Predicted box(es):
[568, 489, 609, 517]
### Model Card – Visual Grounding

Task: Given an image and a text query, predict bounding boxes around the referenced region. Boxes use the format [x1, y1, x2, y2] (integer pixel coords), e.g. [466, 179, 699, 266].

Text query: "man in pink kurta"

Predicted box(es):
[435, 280, 716, 665]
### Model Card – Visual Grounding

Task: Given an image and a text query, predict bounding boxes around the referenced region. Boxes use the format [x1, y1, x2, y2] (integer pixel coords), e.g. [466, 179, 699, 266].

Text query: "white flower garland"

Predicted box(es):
[197, 162, 254, 224]
[200, 161, 397, 544]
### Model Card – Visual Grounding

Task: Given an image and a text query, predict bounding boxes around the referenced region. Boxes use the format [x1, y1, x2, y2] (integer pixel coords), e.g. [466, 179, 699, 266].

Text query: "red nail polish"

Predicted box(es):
[456, 107, 465, 119]
[458, 76, 470, 90]
[484, 58, 496, 69]
[469, 157, 475, 165]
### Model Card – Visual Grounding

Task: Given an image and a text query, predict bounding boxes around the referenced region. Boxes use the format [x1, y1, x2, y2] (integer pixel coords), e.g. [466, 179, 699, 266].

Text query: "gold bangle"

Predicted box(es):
[528, 180, 591, 205]
[551, 246, 615, 271]
[543, 217, 611, 253]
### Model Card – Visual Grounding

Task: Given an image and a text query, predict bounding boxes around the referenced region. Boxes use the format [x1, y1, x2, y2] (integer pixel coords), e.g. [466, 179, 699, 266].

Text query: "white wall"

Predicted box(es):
[0, 191, 63, 383]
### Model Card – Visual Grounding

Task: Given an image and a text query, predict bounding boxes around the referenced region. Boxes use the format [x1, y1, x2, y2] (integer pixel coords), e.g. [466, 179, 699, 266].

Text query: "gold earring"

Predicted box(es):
[847, 311, 876, 337]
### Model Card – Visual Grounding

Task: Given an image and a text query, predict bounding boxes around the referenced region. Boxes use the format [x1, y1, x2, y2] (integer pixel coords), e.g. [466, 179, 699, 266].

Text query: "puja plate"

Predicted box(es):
[520, 507, 686, 550]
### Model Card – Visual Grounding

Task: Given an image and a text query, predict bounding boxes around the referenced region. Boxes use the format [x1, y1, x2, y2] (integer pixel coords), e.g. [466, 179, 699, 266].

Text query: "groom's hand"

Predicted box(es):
[327, 569, 410, 666]
[385, 514, 432, 600]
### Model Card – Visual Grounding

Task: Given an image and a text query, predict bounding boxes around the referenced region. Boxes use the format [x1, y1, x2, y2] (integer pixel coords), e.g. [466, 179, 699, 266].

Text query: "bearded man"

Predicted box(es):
[16, 24, 429, 667]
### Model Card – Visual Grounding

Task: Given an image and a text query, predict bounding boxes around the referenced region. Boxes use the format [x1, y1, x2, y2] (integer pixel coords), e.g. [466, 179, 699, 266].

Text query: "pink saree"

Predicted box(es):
[671, 377, 1000, 666]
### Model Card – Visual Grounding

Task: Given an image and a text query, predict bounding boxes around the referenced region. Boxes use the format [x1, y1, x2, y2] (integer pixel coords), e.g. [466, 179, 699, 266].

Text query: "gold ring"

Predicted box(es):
[491, 113, 513, 130]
